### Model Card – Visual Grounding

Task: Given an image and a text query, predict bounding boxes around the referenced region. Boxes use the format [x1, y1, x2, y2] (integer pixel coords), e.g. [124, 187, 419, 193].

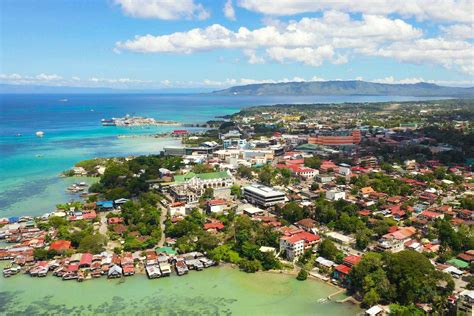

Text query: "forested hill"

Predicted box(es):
[212, 80, 474, 97]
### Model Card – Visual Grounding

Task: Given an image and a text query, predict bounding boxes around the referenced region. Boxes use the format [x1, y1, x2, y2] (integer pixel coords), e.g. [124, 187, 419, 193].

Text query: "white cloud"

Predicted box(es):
[116, 11, 425, 68]
[243, 49, 265, 64]
[35, 73, 63, 81]
[0, 73, 22, 80]
[237, 0, 473, 23]
[224, 0, 236, 20]
[114, 0, 209, 20]
[440, 24, 474, 39]
[88, 77, 151, 84]
[371, 76, 425, 84]
[266, 46, 335, 66]
[371, 76, 474, 87]
[364, 37, 474, 75]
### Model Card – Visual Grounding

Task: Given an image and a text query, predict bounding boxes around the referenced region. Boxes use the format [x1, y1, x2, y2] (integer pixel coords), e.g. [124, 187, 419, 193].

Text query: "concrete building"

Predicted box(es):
[308, 129, 361, 146]
[457, 290, 474, 315]
[326, 189, 346, 201]
[169, 171, 234, 203]
[242, 183, 287, 207]
[279, 231, 320, 260]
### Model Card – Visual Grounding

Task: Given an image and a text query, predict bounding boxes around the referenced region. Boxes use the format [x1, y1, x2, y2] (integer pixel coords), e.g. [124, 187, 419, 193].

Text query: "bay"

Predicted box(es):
[0, 264, 361, 315]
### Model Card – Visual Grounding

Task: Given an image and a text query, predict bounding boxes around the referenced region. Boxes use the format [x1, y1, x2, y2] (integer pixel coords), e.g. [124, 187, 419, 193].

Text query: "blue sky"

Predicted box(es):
[0, 0, 473, 89]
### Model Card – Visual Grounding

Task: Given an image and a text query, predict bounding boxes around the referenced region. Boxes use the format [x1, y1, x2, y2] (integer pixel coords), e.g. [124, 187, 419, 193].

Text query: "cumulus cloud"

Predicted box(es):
[371, 76, 426, 84]
[243, 49, 265, 64]
[440, 24, 474, 39]
[364, 37, 474, 75]
[116, 11, 426, 68]
[237, 0, 473, 23]
[35, 73, 62, 81]
[114, 0, 209, 20]
[223, 0, 236, 20]
[0, 73, 152, 87]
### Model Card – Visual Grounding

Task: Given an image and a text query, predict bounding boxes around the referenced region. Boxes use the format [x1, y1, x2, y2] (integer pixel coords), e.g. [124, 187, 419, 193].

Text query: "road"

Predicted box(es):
[157, 205, 167, 247]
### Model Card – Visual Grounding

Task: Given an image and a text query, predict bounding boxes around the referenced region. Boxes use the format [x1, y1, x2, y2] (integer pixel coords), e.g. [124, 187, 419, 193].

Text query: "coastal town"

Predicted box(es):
[1, 99, 474, 315]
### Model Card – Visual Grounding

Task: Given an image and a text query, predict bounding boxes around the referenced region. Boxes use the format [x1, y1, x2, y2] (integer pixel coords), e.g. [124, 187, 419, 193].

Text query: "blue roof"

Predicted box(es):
[8, 217, 20, 223]
[97, 201, 114, 208]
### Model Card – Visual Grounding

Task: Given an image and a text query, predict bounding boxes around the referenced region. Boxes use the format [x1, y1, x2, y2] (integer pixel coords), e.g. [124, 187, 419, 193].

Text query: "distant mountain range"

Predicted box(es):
[1, 81, 473, 97]
[212, 80, 474, 97]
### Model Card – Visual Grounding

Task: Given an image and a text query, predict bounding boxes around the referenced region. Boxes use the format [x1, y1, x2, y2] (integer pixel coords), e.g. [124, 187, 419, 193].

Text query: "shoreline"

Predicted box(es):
[219, 262, 358, 306]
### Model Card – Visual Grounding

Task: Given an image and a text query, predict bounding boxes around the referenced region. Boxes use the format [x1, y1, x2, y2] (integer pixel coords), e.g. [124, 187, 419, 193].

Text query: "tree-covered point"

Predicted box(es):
[349, 251, 454, 310]
[89, 155, 182, 199]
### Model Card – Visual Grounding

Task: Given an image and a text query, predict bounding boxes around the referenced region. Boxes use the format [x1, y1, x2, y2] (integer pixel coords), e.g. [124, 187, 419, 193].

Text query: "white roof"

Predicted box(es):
[443, 266, 463, 275]
[366, 305, 383, 315]
[259, 246, 276, 253]
[460, 290, 474, 299]
[243, 206, 265, 214]
[326, 231, 355, 243]
[243, 183, 285, 198]
[315, 256, 335, 267]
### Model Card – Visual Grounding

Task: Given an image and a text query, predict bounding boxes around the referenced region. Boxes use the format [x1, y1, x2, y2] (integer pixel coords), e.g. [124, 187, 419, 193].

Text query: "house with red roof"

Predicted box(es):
[79, 253, 93, 268]
[204, 220, 225, 232]
[207, 199, 227, 214]
[169, 202, 186, 217]
[343, 255, 362, 267]
[333, 264, 352, 285]
[171, 130, 188, 136]
[418, 210, 444, 221]
[49, 240, 71, 252]
[279, 231, 320, 260]
[378, 226, 417, 253]
[108, 217, 123, 225]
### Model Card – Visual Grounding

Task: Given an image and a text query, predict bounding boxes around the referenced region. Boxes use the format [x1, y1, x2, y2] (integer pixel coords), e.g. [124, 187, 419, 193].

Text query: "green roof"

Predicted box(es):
[447, 258, 469, 269]
[156, 247, 177, 255]
[173, 171, 230, 183]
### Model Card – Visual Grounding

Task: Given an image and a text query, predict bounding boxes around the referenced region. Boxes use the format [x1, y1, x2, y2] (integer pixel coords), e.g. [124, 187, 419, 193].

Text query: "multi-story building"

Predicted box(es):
[326, 189, 346, 201]
[308, 129, 361, 146]
[279, 230, 320, 260]
[169, 171, 234, 203]
[377, 227, 417, 253]
[457, 290, 474, 315]
[242, 183, 287, 207]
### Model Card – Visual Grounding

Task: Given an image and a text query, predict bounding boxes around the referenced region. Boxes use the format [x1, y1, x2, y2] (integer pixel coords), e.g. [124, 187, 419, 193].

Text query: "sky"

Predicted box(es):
[0, 0, 473, 90]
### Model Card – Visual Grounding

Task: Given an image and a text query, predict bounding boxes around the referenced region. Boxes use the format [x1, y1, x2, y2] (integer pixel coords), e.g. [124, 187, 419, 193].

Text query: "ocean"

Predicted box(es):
[0, 93, 447, 218]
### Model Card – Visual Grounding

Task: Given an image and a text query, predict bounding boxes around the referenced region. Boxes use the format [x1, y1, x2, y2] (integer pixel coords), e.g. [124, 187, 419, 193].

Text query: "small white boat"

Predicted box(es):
[36, 131, 44, 137]
[59, 98, 68, 102]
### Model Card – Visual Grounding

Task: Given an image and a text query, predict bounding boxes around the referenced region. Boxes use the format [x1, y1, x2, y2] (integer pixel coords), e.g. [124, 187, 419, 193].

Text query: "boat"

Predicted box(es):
[175, 260, 189, 276]
[3, 264, 21, 277]
[101, 119, 116, 126]
[59, 98, 68, 102]
[35, 131, 44, 137]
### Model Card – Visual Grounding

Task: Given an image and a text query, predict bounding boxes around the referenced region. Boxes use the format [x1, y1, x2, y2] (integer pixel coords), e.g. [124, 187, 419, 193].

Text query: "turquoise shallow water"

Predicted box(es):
[0, 93, 448, 217]
[0, 265, 361, 315]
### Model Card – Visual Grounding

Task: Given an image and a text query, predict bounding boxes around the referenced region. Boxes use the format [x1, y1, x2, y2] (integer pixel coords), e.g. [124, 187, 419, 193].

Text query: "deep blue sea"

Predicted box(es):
[0, 93, 448, 217]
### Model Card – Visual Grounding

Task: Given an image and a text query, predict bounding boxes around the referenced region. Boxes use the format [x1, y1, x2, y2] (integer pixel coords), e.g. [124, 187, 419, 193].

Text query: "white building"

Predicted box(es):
[242, 183, 287, 207]
[338, 164, 352, 176]
[326, 189, 346, 201]
[280, 237, 304, 261]
[168, 202, 186, 216]
[457, 290, 474, 315]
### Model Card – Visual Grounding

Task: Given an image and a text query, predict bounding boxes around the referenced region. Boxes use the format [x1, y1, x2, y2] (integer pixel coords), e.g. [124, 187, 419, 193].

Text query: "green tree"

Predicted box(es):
[318, 239, 340, 261]
[296, 269, 308, 281]
[78, 234, 108, 254]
